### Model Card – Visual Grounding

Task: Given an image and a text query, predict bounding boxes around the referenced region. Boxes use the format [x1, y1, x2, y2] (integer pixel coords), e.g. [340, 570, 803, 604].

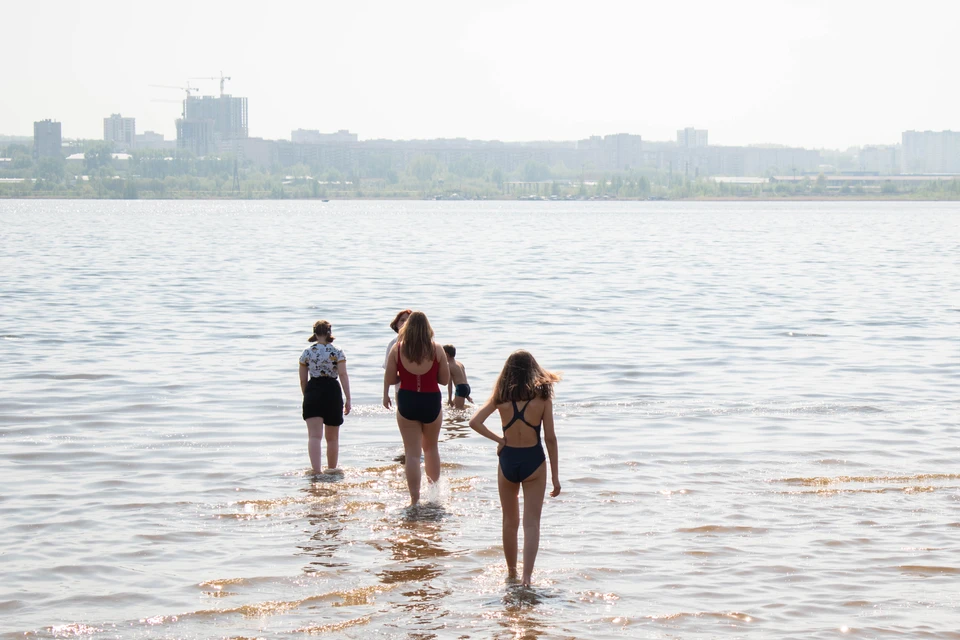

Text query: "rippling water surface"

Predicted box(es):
[1, 200, 958, 639]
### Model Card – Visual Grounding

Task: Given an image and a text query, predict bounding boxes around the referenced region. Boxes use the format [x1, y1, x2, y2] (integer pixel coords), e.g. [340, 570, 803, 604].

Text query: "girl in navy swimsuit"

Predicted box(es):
[383, 311, 450, 506]
[469, 350, 561, 586]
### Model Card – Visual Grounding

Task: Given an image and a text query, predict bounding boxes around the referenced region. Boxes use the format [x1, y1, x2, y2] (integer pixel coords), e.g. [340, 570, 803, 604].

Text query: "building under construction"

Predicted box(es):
[176, 93, 248, 156]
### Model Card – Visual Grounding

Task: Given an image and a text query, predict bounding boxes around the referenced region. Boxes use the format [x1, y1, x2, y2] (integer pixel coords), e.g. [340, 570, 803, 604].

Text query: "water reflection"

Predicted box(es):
[381, 508, 449, 568]
[377, 509, 452, 637]
[442, 413, 472, 442]
[496, 586, 549, 640]
[297, 478, 347, 572]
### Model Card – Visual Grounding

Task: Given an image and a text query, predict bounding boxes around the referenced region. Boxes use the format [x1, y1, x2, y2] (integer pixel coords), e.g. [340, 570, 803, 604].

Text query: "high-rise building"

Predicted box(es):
[33, 119, 62, 159]
[576, 133, 642, 170]
[859, 145, 900, 174]
[576, 135, 605, 171]
[183, 95, 248, 140]
[177, 93, 248, 156]
[901, 130, 960, 174]
[677, 127, 708, 148]
[104, 114, 136, 149]
[603, 133, 642, 171]
[176, 119, 215, 156]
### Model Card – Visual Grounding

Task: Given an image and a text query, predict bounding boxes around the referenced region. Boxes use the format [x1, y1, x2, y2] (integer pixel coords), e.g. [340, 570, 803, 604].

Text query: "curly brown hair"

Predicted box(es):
[493, 350, 561, 404]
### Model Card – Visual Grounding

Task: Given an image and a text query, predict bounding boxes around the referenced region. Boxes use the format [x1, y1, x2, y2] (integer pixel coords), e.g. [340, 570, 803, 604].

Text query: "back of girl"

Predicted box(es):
[469, 350, 561, 586]
[383, 311, 450, 506]
[298, 320, 351, 475]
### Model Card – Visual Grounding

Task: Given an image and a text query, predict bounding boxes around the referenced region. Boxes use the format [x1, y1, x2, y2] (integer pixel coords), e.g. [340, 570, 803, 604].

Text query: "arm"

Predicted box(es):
[338, 360, 351, 415]
[542, 399, 560, 496]
[382, 338, 394, 369]
[447, 376, 454, 406]
[383, 345, 399, 409]
[436, 344, 451, 386]
[299, 363, 309, 394]
[464, 365, 473, 403]
[468, 398, 505, 449]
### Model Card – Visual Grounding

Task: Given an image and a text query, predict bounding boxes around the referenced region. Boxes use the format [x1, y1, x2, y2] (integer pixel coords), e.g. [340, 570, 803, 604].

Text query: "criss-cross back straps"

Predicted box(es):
[503, 400, 539, 431]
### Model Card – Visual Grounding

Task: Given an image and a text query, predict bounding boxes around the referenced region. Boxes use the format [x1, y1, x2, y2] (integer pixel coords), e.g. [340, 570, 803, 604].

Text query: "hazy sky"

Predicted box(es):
[4, 0, 958, 148]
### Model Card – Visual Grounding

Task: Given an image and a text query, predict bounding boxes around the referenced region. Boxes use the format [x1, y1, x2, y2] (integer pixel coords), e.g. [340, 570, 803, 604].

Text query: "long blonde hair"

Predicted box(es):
[493, 350, 561, 404]
[399, 311, 434, 363]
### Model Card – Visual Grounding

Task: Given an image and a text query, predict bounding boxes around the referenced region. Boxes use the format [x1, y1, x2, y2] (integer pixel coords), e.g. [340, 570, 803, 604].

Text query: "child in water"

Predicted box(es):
[443, 344, 473, 409]
[469, 350, 561, 586]
[299, 320, 351, 474]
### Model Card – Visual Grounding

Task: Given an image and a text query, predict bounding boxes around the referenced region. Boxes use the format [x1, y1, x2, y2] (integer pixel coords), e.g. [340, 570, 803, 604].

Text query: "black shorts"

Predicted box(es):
[302, 377, 344, 425]
[397, 389, 442, 424]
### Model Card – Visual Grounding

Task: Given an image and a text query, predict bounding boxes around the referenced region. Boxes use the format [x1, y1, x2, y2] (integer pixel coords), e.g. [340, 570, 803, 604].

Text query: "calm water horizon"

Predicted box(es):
[1, 199, 958, 639]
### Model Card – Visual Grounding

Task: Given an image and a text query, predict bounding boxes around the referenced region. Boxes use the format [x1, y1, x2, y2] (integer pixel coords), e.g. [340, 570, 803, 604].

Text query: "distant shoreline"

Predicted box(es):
[2, 194, 959, 202]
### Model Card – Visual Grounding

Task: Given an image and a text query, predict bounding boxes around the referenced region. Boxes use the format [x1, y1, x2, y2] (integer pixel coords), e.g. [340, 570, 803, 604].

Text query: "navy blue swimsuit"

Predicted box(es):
[498, 400, 546, 483]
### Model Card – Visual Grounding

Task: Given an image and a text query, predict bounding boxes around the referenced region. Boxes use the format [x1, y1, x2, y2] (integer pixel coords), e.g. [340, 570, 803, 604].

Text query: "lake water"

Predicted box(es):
[1, 199, 958, 639]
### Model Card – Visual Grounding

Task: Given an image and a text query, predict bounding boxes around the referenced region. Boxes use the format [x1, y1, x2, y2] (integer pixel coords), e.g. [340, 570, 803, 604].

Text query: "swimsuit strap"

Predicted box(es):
[503, 400, 540, 431]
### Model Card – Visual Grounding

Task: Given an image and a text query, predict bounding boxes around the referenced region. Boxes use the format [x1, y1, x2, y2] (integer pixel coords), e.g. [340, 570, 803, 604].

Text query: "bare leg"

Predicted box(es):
[324, 425, 340, 470]
[520, 463, 547, 586]
[454, 396, 466, 410]
[305, 418, 324, 473]
[498, 466, 521, 580]
[397, 415, 424, 505]
[421, 415, 443, 484]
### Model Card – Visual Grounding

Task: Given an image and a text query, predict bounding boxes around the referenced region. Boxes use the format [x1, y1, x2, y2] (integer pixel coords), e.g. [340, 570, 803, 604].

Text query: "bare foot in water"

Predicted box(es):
[520, 569, 533, 587]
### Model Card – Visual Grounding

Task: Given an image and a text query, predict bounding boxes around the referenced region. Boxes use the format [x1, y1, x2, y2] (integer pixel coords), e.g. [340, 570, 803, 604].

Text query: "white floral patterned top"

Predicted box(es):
[299, 343, 345, 379]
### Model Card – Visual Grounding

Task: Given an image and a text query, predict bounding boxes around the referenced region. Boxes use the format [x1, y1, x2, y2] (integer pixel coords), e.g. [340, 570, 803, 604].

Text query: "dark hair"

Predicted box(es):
[308, 319, 335, 342]
[399, 311, 434, 363]
[390, 309, 413, 333]
[442, 344, 456, 358]
[493, 350, 561, 404]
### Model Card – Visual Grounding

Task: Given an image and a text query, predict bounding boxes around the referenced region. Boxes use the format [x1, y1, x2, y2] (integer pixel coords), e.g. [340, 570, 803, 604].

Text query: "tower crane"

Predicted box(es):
[190, 72, 232, 97]
[149, 83, 199, 117]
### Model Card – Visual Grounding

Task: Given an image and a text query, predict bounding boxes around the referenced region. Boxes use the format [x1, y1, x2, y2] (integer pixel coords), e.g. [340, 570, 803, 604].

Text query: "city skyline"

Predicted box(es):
[3, 0, 960, 148]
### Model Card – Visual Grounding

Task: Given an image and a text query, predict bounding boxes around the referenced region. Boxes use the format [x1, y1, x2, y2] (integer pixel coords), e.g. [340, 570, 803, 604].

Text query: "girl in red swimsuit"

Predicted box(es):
[383, 311, 450, 506]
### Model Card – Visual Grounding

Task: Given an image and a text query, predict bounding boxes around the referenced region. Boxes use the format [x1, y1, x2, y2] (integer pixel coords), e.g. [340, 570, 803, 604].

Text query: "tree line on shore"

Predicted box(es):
[3, 141, 959, 200]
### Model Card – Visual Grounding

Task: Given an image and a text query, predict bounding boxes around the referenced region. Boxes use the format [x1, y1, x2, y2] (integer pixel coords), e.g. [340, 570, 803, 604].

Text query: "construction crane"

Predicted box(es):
[150, 82, 199, 101]
[149, 83, 199, 117]
[190, 72, 231, 97]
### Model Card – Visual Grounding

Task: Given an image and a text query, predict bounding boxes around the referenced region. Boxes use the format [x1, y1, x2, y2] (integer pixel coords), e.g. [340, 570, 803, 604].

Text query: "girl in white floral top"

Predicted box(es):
[299, 320, 351, 473]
